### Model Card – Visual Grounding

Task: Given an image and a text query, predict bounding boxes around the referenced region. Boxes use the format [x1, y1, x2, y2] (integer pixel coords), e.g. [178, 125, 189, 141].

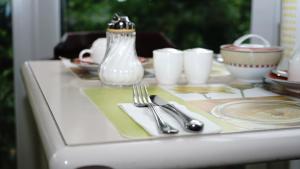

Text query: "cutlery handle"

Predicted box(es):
[161, 104, 203, 131]
[162, 104, 192, 121]
[148, 104, 179, 134]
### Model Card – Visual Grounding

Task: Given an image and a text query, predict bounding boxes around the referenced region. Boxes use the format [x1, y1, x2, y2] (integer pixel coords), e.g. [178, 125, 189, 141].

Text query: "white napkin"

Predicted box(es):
[119, 102, 221, 136]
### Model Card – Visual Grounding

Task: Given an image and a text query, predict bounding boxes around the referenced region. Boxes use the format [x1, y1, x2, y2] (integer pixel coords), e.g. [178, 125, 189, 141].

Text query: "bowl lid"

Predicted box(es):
[221, 34, 282, 53]
[221, 44, 283, 53]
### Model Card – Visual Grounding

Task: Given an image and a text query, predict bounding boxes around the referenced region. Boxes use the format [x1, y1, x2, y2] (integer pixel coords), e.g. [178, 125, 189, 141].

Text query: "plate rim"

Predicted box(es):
[211, 99, 300, 125]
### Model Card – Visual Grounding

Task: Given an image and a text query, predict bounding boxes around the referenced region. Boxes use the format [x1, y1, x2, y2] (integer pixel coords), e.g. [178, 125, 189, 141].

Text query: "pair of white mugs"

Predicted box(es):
[153, 48, 213, 85]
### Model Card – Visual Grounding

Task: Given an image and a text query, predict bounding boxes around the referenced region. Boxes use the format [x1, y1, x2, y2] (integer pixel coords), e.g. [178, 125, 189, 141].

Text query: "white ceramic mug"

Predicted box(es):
[183, 48, 213, 84]
[153, 48, 183, 85]
[79, 38, 107, 64]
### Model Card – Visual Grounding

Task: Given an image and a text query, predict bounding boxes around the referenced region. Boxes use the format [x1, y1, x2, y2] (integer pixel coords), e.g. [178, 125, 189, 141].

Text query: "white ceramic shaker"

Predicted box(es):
[99, 14, 144, 86]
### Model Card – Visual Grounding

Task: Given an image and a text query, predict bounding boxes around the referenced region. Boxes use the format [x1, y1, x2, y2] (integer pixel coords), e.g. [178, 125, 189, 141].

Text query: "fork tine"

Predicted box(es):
[134, 83, 144, 105]
[132, 84, 138, 104]
[136, 84, 144, 104]
[141, 84, 151, 104]
[139, 84, 148, 104]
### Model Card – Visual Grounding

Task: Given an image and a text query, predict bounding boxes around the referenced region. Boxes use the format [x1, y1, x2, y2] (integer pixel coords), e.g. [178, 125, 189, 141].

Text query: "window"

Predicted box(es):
[0, 0, 15, 168]
[62, 0, 251, 53]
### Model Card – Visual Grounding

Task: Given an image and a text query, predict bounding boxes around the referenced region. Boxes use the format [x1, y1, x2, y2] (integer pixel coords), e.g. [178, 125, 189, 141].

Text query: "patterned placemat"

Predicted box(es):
[83, 85, 293, 138]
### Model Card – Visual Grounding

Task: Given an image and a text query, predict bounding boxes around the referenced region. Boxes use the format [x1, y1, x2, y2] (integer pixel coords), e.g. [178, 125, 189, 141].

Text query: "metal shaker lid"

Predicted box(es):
[107, 13, 135, 32]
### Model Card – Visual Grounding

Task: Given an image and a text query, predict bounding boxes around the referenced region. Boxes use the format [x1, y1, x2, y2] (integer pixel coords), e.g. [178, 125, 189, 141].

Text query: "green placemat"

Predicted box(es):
[84, 86, 193, 138]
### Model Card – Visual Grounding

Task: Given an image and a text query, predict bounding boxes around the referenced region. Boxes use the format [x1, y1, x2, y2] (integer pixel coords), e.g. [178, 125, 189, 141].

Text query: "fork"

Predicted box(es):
[132, 83, 179, 134]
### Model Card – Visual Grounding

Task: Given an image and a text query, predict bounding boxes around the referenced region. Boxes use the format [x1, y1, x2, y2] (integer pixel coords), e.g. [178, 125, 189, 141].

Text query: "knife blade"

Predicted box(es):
[150, 95, 204, 132]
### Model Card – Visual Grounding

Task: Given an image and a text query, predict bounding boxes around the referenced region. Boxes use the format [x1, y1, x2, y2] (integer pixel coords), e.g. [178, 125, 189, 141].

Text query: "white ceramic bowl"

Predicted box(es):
[220, 34, 282, 82]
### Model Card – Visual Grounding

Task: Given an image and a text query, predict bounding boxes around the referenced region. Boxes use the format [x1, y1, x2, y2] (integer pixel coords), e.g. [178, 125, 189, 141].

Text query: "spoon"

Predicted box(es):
[150, 95, 204, 132]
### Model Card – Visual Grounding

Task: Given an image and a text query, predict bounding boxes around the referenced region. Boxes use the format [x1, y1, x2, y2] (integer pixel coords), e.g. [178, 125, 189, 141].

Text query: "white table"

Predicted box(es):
[21, 60, 300, 169]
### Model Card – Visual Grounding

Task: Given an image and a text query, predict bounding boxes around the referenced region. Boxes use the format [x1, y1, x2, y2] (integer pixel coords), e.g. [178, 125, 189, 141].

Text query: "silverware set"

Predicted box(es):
[150, 95, 204, 132]
[132, 84, 179, 134]
[132, 83, 204, 134]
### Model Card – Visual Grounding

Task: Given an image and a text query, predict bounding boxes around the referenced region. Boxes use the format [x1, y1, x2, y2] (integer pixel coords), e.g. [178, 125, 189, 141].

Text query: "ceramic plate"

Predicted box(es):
[72, 58, 99, 72]
[265, 72, 300, 92]
[211, 100, 300, 125]
[73, 57, 148, 72]
[76, 62, 99, 72]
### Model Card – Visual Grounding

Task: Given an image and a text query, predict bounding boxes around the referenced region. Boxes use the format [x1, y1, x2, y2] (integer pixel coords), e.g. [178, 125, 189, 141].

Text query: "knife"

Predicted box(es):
[150, 95, 204, 132]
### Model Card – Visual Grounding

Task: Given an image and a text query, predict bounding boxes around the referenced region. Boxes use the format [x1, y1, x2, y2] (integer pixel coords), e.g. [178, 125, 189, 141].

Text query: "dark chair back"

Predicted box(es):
[54, 31, 175, 59]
